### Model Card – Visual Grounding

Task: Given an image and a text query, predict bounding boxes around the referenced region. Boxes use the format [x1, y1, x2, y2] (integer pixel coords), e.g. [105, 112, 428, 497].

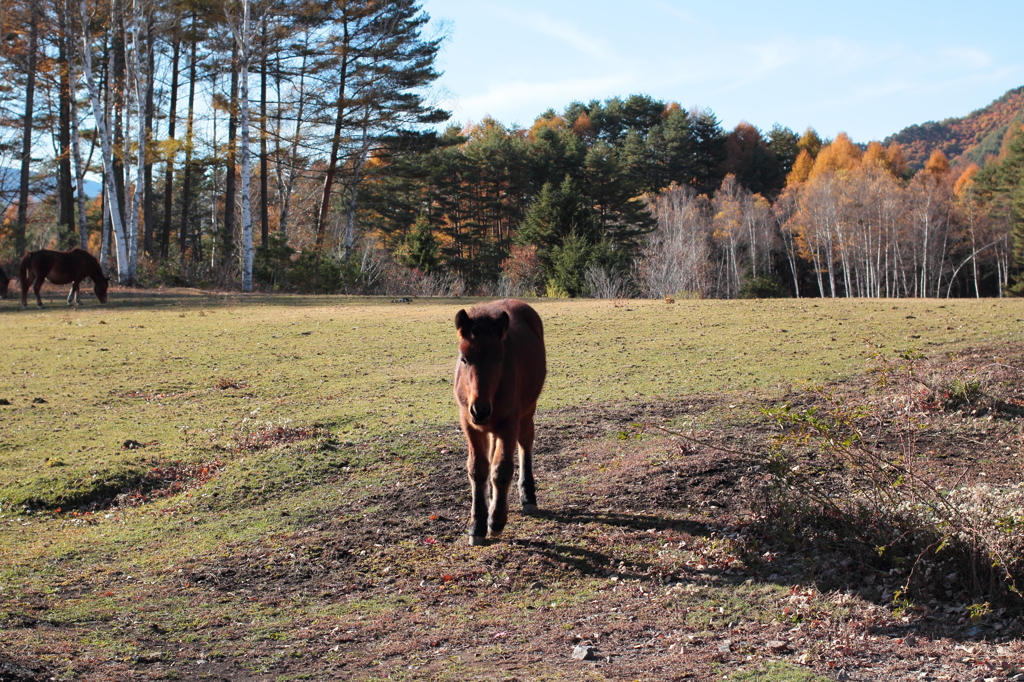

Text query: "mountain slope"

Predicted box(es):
[884, 86, 1024, 170]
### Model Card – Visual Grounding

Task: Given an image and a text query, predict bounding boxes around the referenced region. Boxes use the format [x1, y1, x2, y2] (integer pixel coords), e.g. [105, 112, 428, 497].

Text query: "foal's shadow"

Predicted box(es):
[531, 506, 714, 538]
[503, 507, 716, 580]
[507, 537, 620, 578]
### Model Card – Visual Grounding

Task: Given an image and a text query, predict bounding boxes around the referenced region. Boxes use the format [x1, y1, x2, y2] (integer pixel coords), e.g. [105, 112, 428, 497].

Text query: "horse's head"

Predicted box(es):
[94, 273, 110, 304]
[456, 308, 510, 426]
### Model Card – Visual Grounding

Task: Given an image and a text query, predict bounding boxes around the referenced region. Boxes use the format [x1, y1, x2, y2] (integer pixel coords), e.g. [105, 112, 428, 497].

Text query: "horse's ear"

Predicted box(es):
[455, 309, 472, 338]
[495, 311, 510, 339]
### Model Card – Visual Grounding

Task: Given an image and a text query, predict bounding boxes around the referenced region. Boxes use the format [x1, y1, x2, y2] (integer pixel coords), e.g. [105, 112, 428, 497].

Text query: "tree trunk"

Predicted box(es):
[239, 0, 254, 292]
[100, 173, 110, 265]
[180, 17, 197, 261]
[16, 8, 38, 256]
[127, 0, 149, 284]
[344, 119, 373, 260]
[277, 47, 309, 240]
[69, 45, 90, 249]
[313, 12, 351, 248]
[259, 21, 268, 249]
[142, 16, 155, 257]
[111, 3, 127, 253]
[222, 42, 239, 273]
[57, 3, 76, 248]
[161, 37, 180, 258]
[80, 0, 129, 281]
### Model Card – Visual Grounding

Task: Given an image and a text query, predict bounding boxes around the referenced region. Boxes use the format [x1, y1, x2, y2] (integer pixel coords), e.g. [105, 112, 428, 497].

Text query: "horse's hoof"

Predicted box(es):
[469, 535, 486, 546]
[522, 503, 538, 514]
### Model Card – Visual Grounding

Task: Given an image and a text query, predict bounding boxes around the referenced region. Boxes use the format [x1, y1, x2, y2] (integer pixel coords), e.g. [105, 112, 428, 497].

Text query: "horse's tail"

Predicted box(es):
[17, 252, 33, 305]
[18, 252, 31, 286]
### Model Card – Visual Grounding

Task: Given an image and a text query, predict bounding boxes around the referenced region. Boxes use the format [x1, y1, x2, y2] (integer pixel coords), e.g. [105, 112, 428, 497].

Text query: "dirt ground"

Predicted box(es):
[2, 345, 1023, 682]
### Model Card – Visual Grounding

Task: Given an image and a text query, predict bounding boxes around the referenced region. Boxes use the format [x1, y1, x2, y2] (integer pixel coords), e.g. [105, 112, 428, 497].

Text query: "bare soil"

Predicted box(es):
[2, 345, 1023, 682]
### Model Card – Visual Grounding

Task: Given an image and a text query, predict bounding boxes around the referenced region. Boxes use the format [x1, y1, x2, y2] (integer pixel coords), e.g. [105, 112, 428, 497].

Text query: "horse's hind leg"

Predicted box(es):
[517, 412, 538, 512]
[33, 276, 45, 308]
[67, 282, 79, 307]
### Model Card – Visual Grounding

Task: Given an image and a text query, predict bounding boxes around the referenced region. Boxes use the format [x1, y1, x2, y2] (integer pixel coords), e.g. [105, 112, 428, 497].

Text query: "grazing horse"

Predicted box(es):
[0, 266, 8, 299]
[19, 248, 110, 309]
[454, 299, 546, 545]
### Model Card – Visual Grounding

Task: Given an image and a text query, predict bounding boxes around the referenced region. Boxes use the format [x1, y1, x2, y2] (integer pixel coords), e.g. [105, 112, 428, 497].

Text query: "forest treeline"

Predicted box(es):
[1, 0, 1023, 298]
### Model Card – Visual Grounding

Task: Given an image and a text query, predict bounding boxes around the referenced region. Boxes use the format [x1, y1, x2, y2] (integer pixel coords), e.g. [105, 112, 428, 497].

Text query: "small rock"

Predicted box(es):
[766, 640, 790, 653]
[122, 439, 145, 450]
[0, 399, 11, 405]
[717, 639, 732, 654]
[904, 634, 917, 647]
[571, 645, 597, 661]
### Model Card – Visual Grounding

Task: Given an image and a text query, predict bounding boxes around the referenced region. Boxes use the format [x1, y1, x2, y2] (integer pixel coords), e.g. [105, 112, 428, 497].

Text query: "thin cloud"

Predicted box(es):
[488, 5, 618, 64]
[649, 1, 706, 27]
[939, 47, 994, 71]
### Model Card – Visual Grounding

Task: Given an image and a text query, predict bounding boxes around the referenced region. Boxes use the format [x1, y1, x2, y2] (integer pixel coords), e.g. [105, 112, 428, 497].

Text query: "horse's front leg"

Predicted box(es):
[487, 418, 520, 538]
[464, 425, 491, 546]
[67, 281, 80, 307]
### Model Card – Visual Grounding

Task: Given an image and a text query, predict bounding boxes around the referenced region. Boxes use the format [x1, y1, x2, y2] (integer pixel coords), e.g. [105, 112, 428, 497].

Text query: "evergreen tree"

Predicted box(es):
[587, 94, 665, 144]
[974, 125, 1024, 293]
[648, 105, 697, 189]
[690, 108, 727, 194]
[516, 175, 595, 253]
[766, 124, 800, 187]
[548, 231, 592, 296]
[400, 213, 439, 272]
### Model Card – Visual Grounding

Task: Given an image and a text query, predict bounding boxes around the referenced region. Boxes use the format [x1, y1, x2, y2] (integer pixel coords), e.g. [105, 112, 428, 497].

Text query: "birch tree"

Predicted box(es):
[79, 0, 129, 281]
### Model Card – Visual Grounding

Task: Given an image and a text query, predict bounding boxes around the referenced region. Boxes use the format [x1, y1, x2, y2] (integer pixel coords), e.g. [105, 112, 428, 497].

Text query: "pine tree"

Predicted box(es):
[648, 105, 696, 189]
[400, 213, 439, 272]
[975, 125, 1024, 293]
[690, 108, 727, 194]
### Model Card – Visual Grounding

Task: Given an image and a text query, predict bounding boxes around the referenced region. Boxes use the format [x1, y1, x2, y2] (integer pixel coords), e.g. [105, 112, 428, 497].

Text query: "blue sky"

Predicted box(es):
[421, 0, 1024, 143]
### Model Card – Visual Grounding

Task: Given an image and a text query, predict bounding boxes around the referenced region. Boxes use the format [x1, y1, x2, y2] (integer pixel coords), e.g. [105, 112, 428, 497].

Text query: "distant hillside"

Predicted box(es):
[884, 86, 1024, 170]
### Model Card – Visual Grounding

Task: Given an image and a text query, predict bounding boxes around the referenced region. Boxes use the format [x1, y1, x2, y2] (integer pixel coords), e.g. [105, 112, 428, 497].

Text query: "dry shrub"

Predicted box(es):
[113, 459, 224, 508]
[234, 423, 325, 452]
[751, 347, 1024, 607]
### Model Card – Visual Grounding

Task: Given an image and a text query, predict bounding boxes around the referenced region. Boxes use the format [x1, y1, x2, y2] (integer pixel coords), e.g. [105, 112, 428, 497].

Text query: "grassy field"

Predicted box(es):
[1, 290, 1022, 681]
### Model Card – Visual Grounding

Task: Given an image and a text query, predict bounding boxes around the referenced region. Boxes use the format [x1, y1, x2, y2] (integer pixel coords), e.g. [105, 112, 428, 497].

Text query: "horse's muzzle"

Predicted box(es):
[470, 402, 492, 425]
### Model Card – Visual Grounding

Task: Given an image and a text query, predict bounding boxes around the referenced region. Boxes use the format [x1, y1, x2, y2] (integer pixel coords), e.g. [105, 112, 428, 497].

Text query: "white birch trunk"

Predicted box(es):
[239, 0, 254, 292]
[68, 48, 90, 248]
[128, 0, 148, 283]
[344, 120, 373, 260]
[79, 0, 129, 282]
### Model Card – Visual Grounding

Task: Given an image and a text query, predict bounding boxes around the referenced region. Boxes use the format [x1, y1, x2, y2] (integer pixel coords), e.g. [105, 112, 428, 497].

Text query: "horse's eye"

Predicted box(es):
[461, 357, 468, 364]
